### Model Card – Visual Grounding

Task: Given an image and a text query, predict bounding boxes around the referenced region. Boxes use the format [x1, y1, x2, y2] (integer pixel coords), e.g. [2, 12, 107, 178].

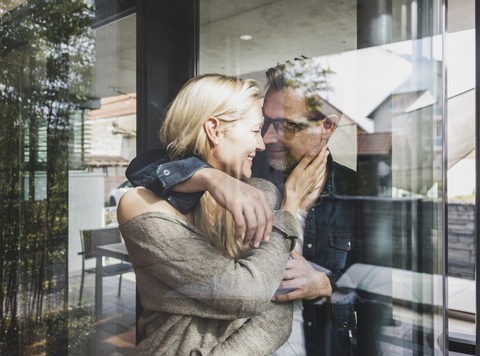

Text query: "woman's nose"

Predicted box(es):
[256, 134, 265, 151]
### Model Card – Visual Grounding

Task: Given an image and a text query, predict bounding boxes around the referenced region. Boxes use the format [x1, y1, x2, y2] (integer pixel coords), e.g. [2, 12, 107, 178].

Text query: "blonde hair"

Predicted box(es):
[160, 74, 262, 260]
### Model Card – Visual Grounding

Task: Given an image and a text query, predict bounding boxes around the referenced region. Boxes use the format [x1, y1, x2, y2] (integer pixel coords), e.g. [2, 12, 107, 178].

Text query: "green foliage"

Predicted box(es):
[0, 305, 95, 356]
[283, 58, 334, 113]
[451, 189, 475, 203]
[0, 0, 94, 353]
[67, 306, 96, 356]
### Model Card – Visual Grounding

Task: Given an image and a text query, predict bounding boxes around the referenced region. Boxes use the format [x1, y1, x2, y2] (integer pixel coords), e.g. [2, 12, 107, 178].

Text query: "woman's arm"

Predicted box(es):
[126, 149, 274, 247]
[191, 302, 293, 356]
[121, 208, 298, 320]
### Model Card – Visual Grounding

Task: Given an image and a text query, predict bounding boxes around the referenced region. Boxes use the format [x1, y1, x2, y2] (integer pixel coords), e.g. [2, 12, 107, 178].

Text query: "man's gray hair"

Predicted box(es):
[265, 56, 344, 122]
[265, 55, 309, 91]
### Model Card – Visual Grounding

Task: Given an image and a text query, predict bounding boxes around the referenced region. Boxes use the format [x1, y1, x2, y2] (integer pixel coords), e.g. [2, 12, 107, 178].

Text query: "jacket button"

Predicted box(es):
[348, 242, 351, 247]
[163, 170, 170, 176]
[307, 244, 312, 248]
[343, 322, 348, 328]
[307, 322, 312, 326]
[311, 208, 315, 212]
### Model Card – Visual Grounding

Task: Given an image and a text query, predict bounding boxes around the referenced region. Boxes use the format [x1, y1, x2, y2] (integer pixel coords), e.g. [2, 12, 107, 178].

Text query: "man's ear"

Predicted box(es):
[322, 114, 338, 139]
[204, 117, 221, 146]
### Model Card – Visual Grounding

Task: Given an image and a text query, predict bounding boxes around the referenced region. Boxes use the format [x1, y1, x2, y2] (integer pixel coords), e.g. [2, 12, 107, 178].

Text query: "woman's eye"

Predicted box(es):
[253, 130, 261, 135]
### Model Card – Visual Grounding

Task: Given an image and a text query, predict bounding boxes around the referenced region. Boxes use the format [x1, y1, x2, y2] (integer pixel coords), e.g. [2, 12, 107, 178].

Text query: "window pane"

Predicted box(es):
[0, 1, 136, 354]
[200, 1, 446, 355]
[446, 0, 476, 341]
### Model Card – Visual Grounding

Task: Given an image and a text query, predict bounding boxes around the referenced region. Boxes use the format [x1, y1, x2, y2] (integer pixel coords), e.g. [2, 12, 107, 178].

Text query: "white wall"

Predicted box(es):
[68, 171, 105, 273]
[88, 114, 136, 157]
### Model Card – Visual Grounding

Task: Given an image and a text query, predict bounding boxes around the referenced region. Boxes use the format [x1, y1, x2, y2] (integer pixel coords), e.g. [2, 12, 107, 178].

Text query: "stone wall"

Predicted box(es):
[448, 202, 475, 280]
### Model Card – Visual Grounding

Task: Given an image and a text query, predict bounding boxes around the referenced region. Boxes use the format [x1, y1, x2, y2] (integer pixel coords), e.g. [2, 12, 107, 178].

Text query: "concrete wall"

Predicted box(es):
[448, 202, 475, 280]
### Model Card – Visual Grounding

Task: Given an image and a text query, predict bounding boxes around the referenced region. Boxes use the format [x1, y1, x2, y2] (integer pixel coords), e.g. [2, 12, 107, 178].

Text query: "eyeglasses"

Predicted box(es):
[262, 114, 325, 138]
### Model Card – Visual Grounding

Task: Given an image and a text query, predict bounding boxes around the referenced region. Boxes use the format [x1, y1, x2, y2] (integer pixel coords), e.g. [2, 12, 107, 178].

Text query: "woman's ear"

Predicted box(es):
[204, 117, 221, 146]
[322, 114, 338, 139]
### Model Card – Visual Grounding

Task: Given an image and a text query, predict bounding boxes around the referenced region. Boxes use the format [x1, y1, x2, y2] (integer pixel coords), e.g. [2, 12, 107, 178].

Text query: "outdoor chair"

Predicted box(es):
[78, 227, 133, 302]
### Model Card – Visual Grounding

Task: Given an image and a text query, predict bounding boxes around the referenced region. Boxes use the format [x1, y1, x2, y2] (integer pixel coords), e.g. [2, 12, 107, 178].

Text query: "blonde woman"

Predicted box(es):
[117, 74, 328, 356]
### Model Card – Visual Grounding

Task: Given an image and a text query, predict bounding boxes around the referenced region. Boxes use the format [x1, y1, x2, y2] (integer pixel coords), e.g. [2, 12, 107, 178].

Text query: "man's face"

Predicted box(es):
[262, 88, 337, 173]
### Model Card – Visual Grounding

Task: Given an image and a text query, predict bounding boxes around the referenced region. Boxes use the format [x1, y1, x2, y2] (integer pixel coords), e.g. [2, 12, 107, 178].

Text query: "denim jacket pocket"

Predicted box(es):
[328, 233, 352, 270]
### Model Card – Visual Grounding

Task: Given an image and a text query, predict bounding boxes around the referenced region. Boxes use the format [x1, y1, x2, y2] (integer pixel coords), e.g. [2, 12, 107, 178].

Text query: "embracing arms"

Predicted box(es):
[126, 148, 328, 248]
[119, 179, 298, 319]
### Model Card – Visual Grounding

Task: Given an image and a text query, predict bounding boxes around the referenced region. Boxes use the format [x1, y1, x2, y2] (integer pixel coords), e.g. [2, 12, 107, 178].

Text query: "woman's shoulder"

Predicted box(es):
[246, 177, 282, 211]
[117, 186, 187, 225]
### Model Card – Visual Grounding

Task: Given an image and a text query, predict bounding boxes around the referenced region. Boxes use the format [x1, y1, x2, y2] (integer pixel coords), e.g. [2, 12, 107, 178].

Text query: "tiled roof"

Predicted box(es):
[357, 132, 392, 155]
[86, 93, 136, 120]
[85, 155, 130, 167]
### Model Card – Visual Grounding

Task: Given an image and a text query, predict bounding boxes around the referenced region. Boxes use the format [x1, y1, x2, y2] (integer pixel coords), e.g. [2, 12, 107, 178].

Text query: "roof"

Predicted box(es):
[85, 155, 130, 168]
[368, 91, 425, 119]
[86, 93, 136, 120]
[317, 96, 355, 126]
[357, 132, 392, 155]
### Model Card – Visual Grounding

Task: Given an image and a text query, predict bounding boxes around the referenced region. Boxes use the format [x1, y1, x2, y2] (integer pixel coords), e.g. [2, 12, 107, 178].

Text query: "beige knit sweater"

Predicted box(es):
[119, 178, 300, 356]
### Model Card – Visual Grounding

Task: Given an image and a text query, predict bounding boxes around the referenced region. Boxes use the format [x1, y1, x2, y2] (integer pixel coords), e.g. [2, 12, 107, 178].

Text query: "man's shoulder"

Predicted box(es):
[331, 161, 358, 195]
[332, 160, 356, 176]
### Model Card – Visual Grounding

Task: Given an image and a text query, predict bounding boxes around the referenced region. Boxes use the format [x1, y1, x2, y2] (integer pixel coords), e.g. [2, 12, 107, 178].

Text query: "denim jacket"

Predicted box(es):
[298, 157, 357, 356]
[126, 149, 212, 214]
[126, 149, 358, 356]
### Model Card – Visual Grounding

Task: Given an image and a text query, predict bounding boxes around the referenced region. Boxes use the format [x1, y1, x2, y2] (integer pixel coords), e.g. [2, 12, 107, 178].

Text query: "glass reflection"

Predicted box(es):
[199, 0, 446, 355]
[0, 0, 136, 354]
[0, 0, 95, 354]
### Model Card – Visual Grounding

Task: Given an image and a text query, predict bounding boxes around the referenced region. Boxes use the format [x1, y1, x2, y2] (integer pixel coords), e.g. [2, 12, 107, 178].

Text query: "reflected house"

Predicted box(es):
[350, 90, 441, 354]
[85, 93, 137, 199]
[367, 90, 441, 197]
[354, 90, 441, 270]
[357, 132, 392, 196]
[363, 87, 476, 281]
[85, 154, 130, 175]
[368, 90, 431, 133]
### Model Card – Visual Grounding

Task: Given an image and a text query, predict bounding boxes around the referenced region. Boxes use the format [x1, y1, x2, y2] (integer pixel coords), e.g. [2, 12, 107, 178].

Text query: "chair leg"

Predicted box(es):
[79, 261, 85, 304]
[118, 274, 122, 297]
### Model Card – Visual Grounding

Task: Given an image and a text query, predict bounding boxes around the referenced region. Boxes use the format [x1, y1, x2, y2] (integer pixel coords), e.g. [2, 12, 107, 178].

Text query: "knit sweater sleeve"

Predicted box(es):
[191, 302, 293, 356]
[120, 178, 300, 320]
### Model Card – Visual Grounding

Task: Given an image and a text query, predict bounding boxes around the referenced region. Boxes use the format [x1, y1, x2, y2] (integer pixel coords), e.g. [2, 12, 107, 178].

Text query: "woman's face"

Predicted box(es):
[212, 100, 265, 179]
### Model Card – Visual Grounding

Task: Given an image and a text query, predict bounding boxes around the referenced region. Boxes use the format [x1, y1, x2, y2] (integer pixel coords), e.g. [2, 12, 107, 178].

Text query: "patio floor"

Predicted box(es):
[69, 270, 136, 356]
[68, 270, 475, 356]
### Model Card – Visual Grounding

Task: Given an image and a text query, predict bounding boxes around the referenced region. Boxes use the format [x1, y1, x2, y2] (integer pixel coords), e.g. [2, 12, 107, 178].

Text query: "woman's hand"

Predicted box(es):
[281, 146, 328, 216]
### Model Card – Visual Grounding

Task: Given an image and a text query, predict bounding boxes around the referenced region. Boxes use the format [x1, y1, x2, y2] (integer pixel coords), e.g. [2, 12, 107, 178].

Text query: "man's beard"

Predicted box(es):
[267, 150, 300, 175]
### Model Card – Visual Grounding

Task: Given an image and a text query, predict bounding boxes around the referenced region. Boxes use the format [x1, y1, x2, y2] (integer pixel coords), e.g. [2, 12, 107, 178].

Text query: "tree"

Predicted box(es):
[0, 0, 94, 353]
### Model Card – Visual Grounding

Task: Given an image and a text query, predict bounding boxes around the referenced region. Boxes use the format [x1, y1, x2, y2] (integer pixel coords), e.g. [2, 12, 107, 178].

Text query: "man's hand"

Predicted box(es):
[173, 168, 273, 248]
[272, 250, 332, 302]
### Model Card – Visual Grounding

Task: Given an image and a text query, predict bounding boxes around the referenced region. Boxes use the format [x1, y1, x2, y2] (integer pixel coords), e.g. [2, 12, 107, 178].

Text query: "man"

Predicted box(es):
[127, 57, 358, 356]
